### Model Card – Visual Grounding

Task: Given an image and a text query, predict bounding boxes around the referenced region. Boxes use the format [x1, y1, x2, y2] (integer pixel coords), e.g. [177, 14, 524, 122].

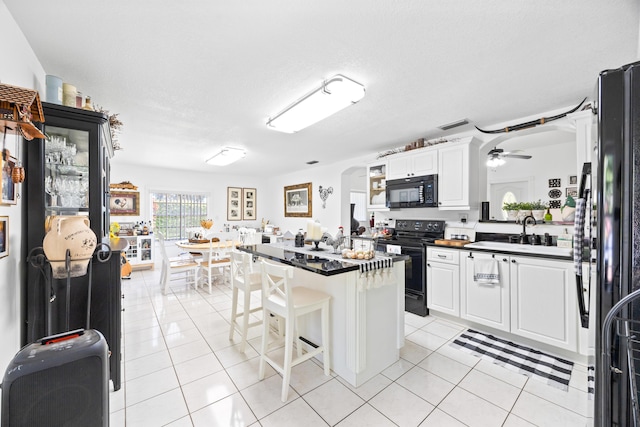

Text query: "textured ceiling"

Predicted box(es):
[4, 1, 639, 176]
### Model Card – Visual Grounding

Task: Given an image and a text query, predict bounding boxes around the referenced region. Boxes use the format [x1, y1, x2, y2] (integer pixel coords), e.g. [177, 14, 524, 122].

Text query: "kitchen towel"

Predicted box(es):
[451, 329, 574, 391]
[473, 258, 500, 284]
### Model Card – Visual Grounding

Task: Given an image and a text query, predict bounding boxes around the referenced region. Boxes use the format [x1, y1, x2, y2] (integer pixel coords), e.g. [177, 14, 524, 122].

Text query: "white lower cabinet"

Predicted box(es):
[431, 248, 577, 353]
[426, 247, 460, 316]
[121, 235, 155, 270]
[461, 252, 510, 332]
[509, 255, 577, 351]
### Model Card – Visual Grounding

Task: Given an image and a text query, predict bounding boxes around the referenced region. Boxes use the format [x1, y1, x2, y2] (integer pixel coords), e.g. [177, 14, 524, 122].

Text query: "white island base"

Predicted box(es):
[269, 259, 405, 387]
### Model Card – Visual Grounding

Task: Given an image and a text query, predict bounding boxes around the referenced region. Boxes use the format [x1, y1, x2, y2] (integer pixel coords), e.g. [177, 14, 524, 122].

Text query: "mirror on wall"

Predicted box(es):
[485, 128, 577, 221]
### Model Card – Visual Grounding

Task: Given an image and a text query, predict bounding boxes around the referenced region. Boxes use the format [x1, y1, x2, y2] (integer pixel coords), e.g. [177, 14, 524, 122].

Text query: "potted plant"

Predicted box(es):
[503, 202, 519, 221]
[530, 199, 547, 221]
[517, 201, 533, 223]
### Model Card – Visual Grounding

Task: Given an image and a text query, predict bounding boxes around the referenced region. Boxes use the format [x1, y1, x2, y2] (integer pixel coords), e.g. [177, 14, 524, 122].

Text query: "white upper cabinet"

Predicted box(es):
[437, 137, 480, 210]
[366, 160, 388, 210]
[387, 147, 438, 180]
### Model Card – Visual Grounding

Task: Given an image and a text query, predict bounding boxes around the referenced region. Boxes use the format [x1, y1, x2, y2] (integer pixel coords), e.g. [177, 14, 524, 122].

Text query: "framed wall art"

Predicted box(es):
[0, 216, 7, 259]
[242, 188, 256, 220]
[227, 187, 242, 220]
[566, 187, 578, 198]
[284, 182, 312, 217]
[109, 191, 140, 216]
[1, 155, 17, 205]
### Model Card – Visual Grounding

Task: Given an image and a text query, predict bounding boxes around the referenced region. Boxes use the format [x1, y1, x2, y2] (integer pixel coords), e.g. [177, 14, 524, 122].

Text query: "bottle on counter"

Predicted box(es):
[295, 229, 305, 247]
[370, 213, 375, 228]
[544, 208, 552, 222]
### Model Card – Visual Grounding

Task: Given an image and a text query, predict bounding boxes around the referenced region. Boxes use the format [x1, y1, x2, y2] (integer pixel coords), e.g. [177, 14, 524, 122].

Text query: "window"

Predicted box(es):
[151, 192, 207, 240]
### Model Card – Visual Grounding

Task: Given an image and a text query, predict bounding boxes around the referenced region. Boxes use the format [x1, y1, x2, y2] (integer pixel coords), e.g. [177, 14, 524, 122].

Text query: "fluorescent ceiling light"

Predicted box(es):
[205, 147, 246, 166]
[267, 74, 365, 133]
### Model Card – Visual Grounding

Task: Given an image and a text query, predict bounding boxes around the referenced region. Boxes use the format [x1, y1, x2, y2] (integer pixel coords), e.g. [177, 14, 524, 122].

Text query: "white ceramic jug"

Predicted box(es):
[43, 216, 97, 279]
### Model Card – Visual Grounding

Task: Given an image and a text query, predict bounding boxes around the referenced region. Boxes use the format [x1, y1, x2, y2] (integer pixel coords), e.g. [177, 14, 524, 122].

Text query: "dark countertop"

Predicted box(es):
[424, 241, 573, 262]
[238, 244, 407, 276]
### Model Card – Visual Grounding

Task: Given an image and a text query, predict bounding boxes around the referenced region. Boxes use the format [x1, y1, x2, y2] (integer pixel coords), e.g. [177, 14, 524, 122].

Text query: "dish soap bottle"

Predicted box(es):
[544, 208, 552, 222]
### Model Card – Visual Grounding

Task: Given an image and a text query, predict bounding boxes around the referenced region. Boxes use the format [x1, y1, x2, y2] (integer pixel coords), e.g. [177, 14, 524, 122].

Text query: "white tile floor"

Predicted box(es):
[109, 268, 594, 427]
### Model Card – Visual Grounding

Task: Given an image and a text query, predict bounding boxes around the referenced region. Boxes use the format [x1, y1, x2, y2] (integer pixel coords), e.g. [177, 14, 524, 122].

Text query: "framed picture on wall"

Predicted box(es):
[242, 188, 256, 220]
[1, 155, 17, 205]
[0, 216, 8, 259]
[109, 191, 140, 215]
[284, 182, 312, 217]
[227, 187, 242, 220]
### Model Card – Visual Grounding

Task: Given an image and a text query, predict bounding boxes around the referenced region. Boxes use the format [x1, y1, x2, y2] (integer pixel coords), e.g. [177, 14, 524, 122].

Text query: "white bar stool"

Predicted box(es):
[228, 250, 263, 352]
[258, 259, 331, 402]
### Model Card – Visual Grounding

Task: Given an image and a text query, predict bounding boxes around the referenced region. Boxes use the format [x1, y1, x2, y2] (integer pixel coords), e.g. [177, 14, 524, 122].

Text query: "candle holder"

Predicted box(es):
[309, 239, 324, 251]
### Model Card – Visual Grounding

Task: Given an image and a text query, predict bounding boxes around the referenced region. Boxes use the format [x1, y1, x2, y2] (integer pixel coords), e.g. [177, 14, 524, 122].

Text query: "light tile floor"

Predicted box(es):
[109, 269, 594, 426]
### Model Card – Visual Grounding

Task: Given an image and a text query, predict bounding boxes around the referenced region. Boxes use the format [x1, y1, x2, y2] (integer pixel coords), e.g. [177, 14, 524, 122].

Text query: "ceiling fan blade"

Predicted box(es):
[503, 154, 532, 159]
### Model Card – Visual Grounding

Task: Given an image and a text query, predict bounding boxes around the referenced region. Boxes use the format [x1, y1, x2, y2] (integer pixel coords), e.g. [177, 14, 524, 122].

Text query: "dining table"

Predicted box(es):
[175, 239, 241, 260]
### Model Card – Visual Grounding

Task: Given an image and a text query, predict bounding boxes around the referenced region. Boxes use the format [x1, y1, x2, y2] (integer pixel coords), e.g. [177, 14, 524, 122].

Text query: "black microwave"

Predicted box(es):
[386, 175, 438, 208]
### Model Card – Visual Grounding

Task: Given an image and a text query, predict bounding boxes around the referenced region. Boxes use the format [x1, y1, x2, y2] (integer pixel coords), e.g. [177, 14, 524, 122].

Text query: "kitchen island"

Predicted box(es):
[238, 243, 406, 387]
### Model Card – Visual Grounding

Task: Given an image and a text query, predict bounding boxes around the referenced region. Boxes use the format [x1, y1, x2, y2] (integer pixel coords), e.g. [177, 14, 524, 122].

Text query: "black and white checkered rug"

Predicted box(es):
[451, 329, 574, 391]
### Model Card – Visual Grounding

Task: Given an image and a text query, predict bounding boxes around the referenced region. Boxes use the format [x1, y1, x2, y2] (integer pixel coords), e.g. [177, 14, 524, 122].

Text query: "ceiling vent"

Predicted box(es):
[438, 118, 470, 131]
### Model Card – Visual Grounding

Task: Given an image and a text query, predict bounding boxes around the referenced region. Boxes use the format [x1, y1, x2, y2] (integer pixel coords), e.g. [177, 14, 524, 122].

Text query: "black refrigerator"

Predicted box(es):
[596, 60, 640, 426]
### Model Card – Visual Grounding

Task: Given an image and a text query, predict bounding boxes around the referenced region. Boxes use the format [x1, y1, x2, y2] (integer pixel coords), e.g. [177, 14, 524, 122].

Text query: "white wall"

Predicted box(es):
[111, 155, 376, 243]
[110, 162, 266, 232]
[0, 0, 46, 392]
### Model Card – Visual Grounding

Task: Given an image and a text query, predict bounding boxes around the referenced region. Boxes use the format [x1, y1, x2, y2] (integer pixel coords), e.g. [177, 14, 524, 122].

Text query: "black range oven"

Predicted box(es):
[375, 219, 445, 316]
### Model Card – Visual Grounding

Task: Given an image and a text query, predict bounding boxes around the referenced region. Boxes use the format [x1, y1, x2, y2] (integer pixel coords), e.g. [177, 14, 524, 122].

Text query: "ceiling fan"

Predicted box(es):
[486, 147, 532, 167]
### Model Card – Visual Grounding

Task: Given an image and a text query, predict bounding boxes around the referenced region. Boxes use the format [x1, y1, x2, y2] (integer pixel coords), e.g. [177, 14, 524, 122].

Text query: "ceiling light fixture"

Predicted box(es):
[486, 156, 506, 168]
[205, 147, 246, 166]
[266, 74, 365, 133]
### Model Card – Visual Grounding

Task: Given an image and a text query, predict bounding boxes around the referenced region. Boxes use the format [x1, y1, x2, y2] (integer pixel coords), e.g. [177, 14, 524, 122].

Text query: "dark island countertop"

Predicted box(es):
[238, 244, 408, 276]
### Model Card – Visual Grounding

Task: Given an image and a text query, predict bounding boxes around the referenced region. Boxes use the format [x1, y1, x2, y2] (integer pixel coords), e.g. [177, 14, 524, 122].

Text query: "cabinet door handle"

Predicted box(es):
[503, 258, 508, 262]
[511, 259, 516, 263]
[427, 263, 431, 267]
[437, 254, 446, 258]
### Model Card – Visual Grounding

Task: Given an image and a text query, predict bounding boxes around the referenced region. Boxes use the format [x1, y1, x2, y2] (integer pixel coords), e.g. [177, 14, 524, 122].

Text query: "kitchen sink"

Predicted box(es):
[464, 241, 573, 257]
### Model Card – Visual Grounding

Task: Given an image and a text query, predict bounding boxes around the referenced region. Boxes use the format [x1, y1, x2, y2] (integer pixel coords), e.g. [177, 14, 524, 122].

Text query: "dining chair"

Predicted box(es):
[228, 249, 263, 352]
[258, 259, 331, 402]
[198, 240, 232, 294]
[156, 231, 200, 295]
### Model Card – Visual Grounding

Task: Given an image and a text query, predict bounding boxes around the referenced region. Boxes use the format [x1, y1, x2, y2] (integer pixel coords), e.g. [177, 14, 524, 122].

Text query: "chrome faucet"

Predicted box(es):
[519, 215, 536, 244]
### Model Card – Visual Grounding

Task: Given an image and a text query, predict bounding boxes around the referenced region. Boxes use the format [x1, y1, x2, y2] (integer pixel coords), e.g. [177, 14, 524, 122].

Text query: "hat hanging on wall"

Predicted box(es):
[0, 82, 46, 140]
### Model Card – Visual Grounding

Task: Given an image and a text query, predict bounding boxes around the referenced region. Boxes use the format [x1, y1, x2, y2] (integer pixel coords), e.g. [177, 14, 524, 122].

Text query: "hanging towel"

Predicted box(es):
[473, 258, 500, 284]
[574, 197, 586, 276]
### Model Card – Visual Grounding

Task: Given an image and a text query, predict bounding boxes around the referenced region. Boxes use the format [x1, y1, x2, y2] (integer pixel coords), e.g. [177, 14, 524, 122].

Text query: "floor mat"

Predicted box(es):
[451, 329, 574, 391]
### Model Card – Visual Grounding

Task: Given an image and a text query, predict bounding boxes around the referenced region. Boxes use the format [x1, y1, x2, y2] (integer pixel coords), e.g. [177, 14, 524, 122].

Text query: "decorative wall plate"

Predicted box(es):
[548, 189, 562, 199]
[548, 178, 561, 188]
[549, 200, 562, 209]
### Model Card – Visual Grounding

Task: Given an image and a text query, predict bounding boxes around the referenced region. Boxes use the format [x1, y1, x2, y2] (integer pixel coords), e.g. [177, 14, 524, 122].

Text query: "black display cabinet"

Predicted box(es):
[22, 102, 122, 390]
